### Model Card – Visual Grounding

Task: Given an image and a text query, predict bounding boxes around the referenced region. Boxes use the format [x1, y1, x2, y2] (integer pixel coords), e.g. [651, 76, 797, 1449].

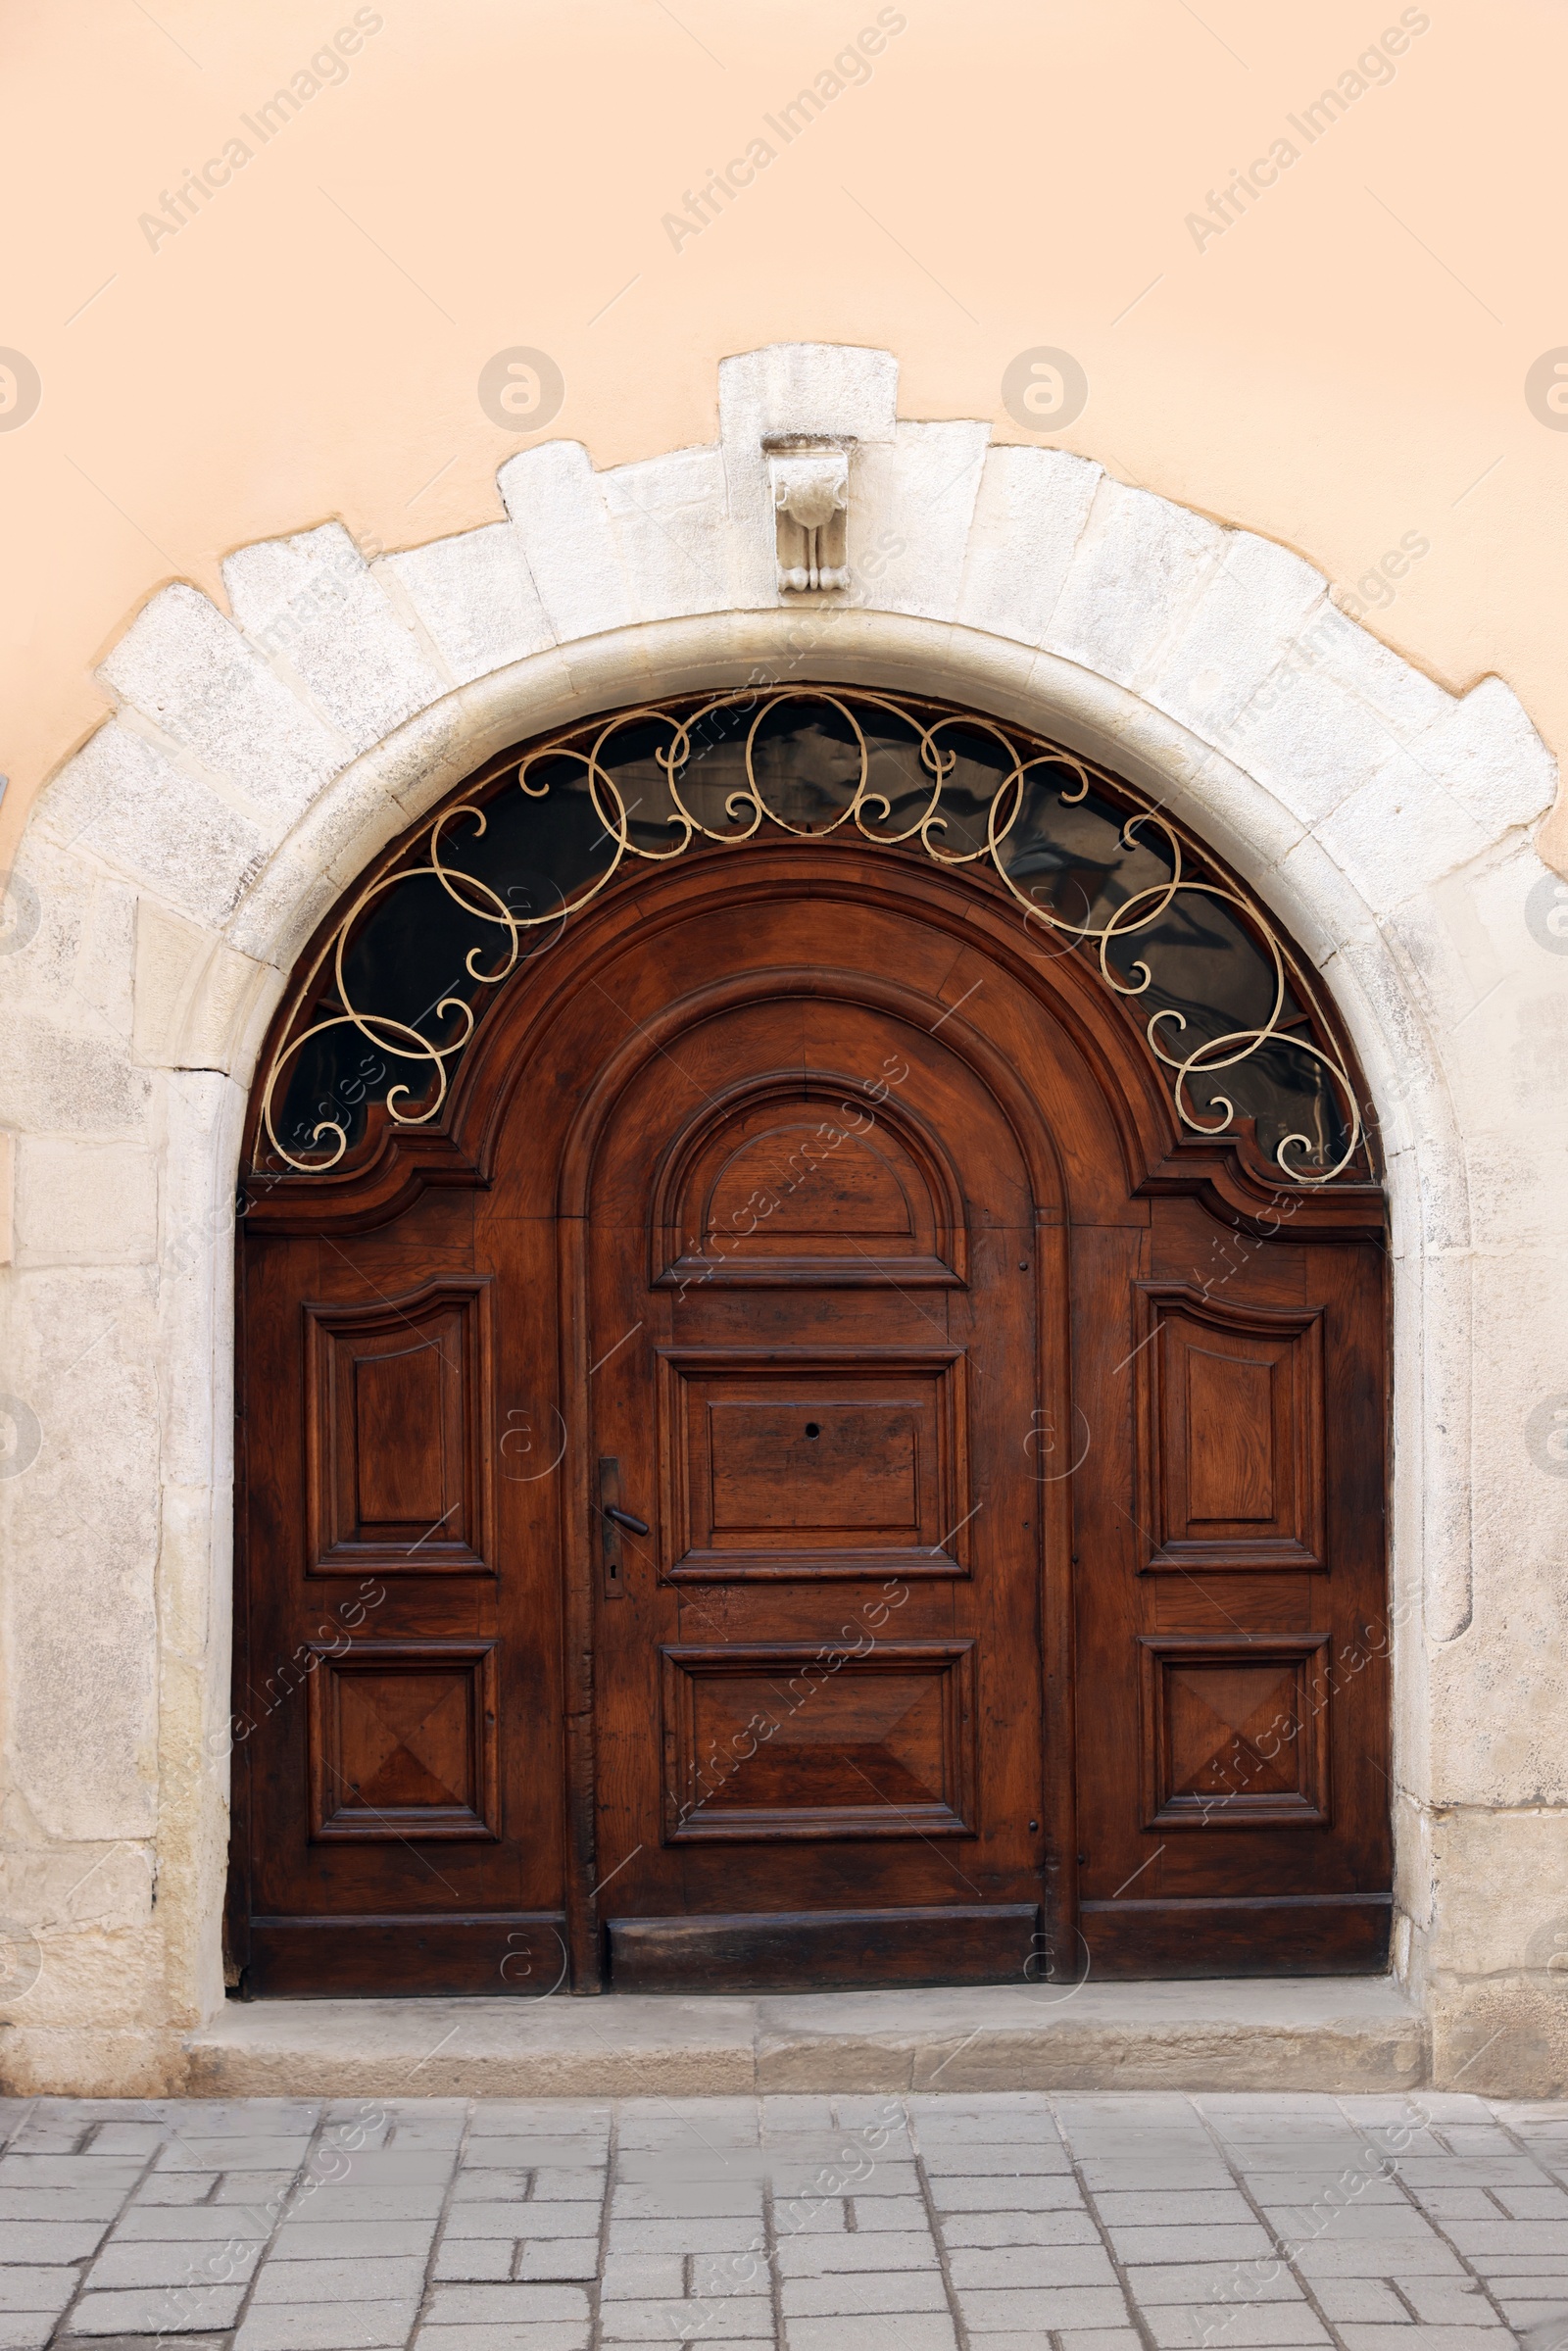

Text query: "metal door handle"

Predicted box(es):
[604, 1506, 649, 1536]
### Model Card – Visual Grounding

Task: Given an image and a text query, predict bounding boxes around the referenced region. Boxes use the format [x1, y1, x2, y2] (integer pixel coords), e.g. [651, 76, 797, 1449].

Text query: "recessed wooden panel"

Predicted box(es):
[1139, 1634, 1331, 1829]
[658, 1348, 968, 1579]
[305, 1279, 493, 1576]
[308, 1641, 500, 1841]
[661, 1641, 976, 1840]
[653, 1073, 964, 1288]
[1134, 1285, 1326, 1572]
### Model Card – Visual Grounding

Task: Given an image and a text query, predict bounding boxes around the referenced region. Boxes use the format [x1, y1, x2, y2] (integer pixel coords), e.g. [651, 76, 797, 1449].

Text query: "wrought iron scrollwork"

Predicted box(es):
[258, 689, 1364, 1186]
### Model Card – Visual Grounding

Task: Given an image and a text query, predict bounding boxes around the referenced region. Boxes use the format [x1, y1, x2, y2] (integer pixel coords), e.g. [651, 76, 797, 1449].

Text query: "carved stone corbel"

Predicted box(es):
[766, 440, 850, 593]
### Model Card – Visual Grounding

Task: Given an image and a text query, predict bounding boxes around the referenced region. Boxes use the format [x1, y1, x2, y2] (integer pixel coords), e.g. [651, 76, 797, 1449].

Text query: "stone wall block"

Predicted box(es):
[32, 720, 270, 932]
[159, 1072, 243, 1495]
[0, 1268, 161, 1842]
[98, 583, 346, 817]
[1312, 758, 1492, 913]
[13, 1138, 159, 1268]
[223, 523, 446, 754]
[956, 444, 1102, 647]
[604, 444, 736, 621]
[1407, 673, 1559, 838]
[0, 1006, 154, 1140]
[132, 901, 270, 1075]
[1043, 474, 1226, 690]
[498, 440, 635, 644]
[1151, 530, 1330, 737]
[717, 340, 900, 451]
[1312, 599, 1457, 741]
[849, 419, 990, 623]
[378, 521, 554, 686]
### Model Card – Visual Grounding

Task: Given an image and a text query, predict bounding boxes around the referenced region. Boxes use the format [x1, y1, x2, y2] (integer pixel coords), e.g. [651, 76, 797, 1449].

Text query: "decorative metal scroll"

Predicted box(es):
[257, 689, 1366, 1185]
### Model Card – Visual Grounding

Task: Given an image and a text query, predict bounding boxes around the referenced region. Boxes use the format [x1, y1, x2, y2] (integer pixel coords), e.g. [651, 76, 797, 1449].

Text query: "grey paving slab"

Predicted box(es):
[68, 2283, 247, 2333]
[7, 2088, 1566, 2351]
[783, 2319, 956, 2351]
[954, 2282, 1132, 2328]
[83, 2238, 264, 2288]
[0, 2279, 74, 2319]
[779, 2269, 950, 2313]
[233, 2302, 419, 2349]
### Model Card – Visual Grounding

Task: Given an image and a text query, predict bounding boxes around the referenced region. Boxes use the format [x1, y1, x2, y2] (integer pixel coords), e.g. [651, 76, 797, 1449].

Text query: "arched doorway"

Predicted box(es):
[229, 688, 1391, 1996]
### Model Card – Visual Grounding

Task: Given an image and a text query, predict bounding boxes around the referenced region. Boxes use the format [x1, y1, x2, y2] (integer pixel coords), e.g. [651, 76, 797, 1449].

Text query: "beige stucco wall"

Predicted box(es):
[1, 0, 1567, 2095]
[3, 0, 1567, 871]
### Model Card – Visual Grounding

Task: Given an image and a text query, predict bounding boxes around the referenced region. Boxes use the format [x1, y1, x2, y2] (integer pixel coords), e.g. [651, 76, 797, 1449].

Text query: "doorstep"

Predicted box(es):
[184, 1975, 1428, 2098]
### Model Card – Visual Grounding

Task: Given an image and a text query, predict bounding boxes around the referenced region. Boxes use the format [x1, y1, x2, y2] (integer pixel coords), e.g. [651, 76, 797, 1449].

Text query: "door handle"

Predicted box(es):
[604, 1506, 649, 1537]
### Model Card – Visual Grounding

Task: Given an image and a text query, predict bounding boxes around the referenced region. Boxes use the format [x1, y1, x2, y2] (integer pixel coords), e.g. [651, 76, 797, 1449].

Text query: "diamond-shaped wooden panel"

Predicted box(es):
[309, 1641, 499, 1840]
[1139, 1636, 1331, 1829]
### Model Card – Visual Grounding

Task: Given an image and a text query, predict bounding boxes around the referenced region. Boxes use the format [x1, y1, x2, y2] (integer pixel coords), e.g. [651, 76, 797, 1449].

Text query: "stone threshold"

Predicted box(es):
[185, 1975, 1427, 2097]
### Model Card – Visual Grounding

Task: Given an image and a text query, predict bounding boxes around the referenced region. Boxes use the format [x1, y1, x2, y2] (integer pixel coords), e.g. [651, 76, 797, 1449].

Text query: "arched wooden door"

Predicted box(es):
[231, 697, 1391, 1997]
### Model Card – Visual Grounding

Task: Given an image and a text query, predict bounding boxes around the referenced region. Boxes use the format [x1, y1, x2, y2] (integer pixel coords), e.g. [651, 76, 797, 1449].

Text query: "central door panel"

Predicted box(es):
[581, 972, 1048, 1992]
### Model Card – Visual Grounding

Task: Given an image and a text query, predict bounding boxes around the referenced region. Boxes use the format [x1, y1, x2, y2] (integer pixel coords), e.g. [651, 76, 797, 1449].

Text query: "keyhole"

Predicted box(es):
[805, 1422, 821, 1439]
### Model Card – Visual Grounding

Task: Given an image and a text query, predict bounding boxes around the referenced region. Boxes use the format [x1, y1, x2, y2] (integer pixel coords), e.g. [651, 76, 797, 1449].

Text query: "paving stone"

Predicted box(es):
[1142, 2311, 1332, 2347]
[134, 2174, 220, 2206]
[955, 2284, 1132, 2329]
[233, 2300, 420, 2349]
[0, 2321, 58, 2350]
[1311, 2278, 1412, 2321]
[851, 2195, 935, 2229]
[1420, 2222, 1568, 2257]
[249, 2255, 429, 2302]
[157, 2137, 314, 2173]
[1408, 2188, 1503, 2219]
[0, 2224, 110, 2261]
[1494, 2187, 1568, 2219]
[689, 2252, 770, 2298]
[278, 2185, 446, 2223]
[68, 2283, 247, 2333]
[1393, 2278, 1505, 2325]
[938, 2209, 1099, 2248]
[1094, 2189, 1258, 2224]
[85, 2238, 263, 2288]
[773, 2229, 940, 2276]
[782, 2318, 956, 2351]
[424, 2282, 591, 2322]
[110, 2204, 273, 2241]
[416, 2329, 591, 2351]
[0, 2161, 144, 2192]
[928, 2177, 1096, 2214]
[0, 2188, 130, 2221]
[780, 2270, 951, 2313]
[1107, 2224, 1275, 2262]
[1123, 2262, 1308, 2304]
[605, 2219, 760, 2254]
[1294, 2241, 1466, 2278]
[452, 2201, 597, 2236]
[516, 2242, 599, 2280]
[432, 2239, 514, 2280]
[946, 2244, 1119, 2289]
[1333, 2333, 1507, 2351]
[612, 2183, 762, 2220]
[601, 2253, 687, 2298]
[268, 2221, 438, 2260]
[599, 2300, 773, 2340]
[0, 2271, 76, 2314]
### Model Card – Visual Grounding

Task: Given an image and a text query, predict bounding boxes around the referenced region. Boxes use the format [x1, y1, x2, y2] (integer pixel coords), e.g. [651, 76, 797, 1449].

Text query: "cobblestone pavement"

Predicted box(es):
[1, 2090, 1566, 2350]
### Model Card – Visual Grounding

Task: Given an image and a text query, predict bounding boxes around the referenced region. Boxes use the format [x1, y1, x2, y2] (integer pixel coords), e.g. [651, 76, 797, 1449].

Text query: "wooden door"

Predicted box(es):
[232, 828, 1390, 1996]
[579, 959, 1049, 1991]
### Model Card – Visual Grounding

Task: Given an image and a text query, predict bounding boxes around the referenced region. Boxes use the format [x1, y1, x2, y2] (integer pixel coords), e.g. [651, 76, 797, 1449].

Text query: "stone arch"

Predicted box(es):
[1, 344, 1562, 2091]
